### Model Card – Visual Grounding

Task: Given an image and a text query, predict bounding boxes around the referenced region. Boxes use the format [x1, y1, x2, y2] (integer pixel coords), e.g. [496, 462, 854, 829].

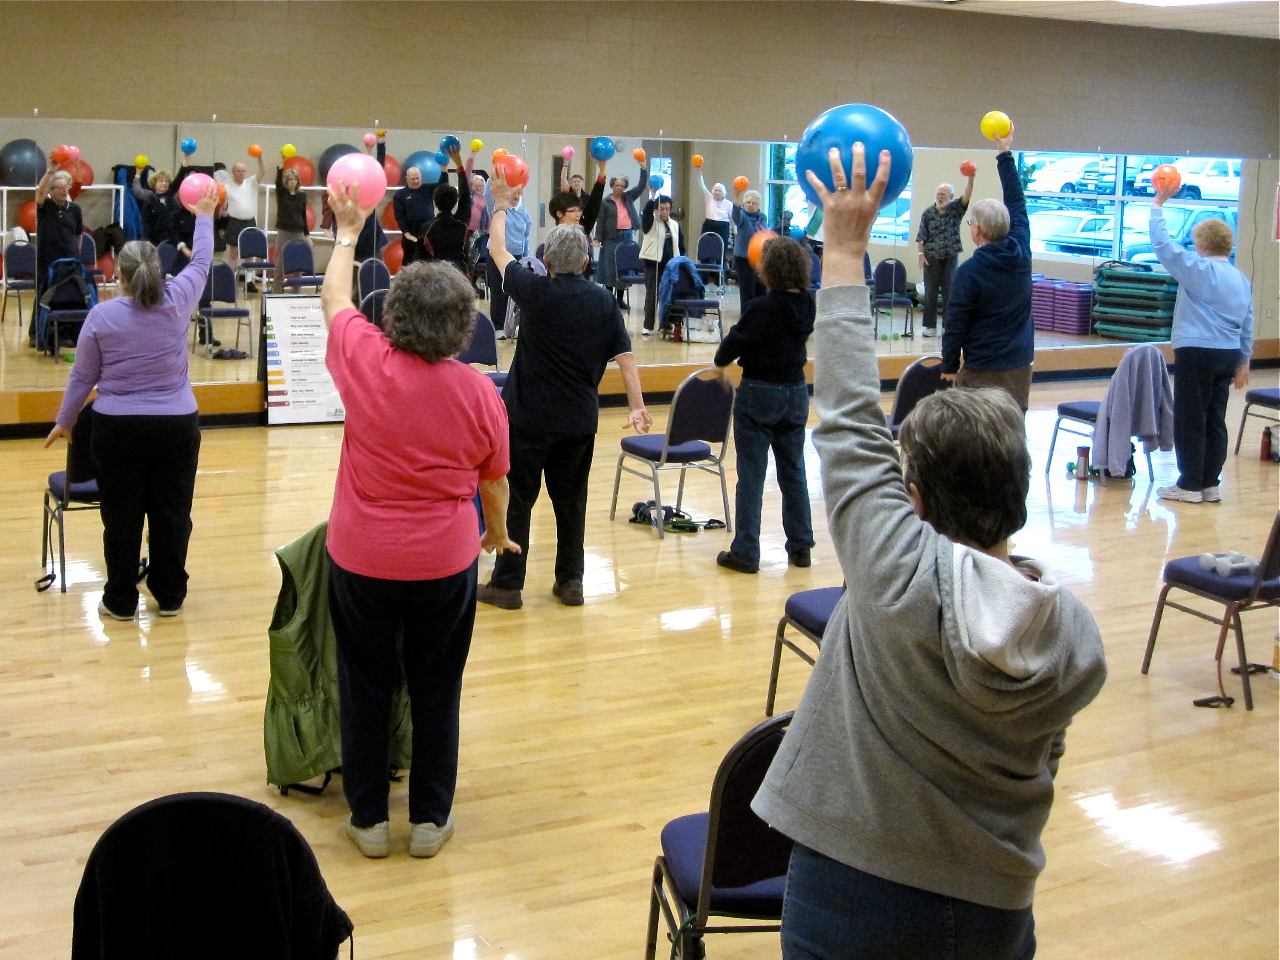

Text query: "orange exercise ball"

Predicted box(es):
[632, 147, 646, 163]
[492, 147, 509, 163]
[248, 143, 262, 158]
[283, 155, 315, 187]
[747, 229, 778, 269]
[734, 175, 750, 192]
[382, 239, 404, 275]
[19, 199, 37, 234]
[692, 154, 703, 168]
[97, 252, 115, 282]
[381, 203, 398, 230]
[1151, 164, 1181, 194]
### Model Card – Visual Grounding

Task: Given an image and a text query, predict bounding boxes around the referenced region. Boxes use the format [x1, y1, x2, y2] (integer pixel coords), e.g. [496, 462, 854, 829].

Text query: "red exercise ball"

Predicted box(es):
[283, 155, 315, 187]
[51, 145, 69, 163]
[97, 253, 115, 282]
[19, 199, 37, 234]
[381, 203, 398, 230]
[495, 154, 529, 189]
[959, 160, 976, 177]
[382, 154, 401, 188]
[305, 205, 316, 231]
[747, 229, 778, 270]
[58, 159, 94, 199]
[382, 240, 404, 275]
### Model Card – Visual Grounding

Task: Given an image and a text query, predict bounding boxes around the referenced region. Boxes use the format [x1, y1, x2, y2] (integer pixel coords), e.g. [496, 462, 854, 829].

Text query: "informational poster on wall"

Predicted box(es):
[263, 294, 346, 425]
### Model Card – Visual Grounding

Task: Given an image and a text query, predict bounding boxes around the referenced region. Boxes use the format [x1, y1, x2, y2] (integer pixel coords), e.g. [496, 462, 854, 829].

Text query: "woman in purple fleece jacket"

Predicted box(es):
[46, 181, 221, 621]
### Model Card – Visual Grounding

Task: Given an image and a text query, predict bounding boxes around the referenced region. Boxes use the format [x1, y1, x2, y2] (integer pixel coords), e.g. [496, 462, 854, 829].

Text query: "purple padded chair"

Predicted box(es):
[694, 231, 726, 293]
[609, 368, 734, 539]
[280, 240, 323, 292]
[871, 257, 914, 337]
[1141, 511, 1280, 711]
[195, 262, 252, 355]
[644, 712, 794, 960]
[765, 586, 843, 717]
[1234, 387, 1280, 455]
[235, 226, 274, 292]
[456, 311, 505, 389]
[885, 355, 951, 441]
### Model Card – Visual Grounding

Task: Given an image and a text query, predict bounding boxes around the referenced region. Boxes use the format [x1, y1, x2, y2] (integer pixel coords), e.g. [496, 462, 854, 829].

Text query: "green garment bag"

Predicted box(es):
[264, 522, 413, 789]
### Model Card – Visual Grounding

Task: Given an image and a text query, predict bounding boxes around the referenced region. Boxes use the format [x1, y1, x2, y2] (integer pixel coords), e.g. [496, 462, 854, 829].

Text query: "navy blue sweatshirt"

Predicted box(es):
[714, 289, 815, 384]
[941, 152, 1033, 374]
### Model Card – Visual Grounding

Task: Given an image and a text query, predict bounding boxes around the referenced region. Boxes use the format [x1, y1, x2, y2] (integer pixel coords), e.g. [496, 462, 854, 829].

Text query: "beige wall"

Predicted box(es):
[1, 2, 1275, 158]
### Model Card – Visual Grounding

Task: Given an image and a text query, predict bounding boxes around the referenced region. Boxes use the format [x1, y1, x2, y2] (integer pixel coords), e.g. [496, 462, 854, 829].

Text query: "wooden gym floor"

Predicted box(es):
[0, 378, 1276, 958]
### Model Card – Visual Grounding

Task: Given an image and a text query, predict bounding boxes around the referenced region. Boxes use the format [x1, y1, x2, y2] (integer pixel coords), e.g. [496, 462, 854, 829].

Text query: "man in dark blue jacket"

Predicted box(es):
[941, 124, 1034, 410]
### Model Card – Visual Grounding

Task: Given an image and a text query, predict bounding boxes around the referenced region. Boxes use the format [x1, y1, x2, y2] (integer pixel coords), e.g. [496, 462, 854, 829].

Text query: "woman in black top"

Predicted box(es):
[712, 235, 816, 574]
[419, 146, 473, 274]
[272, 162, 311, 294]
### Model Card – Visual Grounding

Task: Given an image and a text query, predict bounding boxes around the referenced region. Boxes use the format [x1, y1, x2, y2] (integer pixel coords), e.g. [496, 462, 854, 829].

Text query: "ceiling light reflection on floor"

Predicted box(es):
[185, 662, 225, 702]
[661, 607, 717, 632]
[1076, 793, 1219, 863]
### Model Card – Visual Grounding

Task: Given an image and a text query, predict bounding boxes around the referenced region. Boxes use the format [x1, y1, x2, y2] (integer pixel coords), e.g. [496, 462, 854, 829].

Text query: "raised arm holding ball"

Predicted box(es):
[752, 142, 1106, 960]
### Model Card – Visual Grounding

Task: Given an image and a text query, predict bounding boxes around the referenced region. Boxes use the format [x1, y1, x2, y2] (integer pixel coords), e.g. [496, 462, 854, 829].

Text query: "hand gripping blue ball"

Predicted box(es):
[589, 137, 616, 162]
[180, 138, 197, 156]
[796, 104, 913, 209]
[439, 135, 461, 152]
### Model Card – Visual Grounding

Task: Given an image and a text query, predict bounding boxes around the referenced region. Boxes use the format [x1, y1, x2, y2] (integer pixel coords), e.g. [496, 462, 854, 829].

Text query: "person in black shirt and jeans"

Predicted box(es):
[713, 235, 817, 574]
[478, 168, 652, 610]
[32, 156, 83, 335]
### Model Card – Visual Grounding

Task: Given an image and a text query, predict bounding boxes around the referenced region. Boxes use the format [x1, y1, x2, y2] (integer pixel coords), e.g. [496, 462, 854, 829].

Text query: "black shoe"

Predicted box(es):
[552, 580, 584, 606]
[789, 548, 812, 568]
[477, 581, 523, 610]
[246, 281, 260, 294]
[717, 551, 759, 574]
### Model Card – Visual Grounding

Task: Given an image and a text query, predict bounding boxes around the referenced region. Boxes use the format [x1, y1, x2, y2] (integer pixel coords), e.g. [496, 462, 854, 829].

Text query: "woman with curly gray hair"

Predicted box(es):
[320, 180, 517, 860]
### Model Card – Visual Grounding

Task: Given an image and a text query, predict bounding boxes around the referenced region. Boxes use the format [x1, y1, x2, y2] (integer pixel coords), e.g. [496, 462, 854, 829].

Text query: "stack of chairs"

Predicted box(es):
[1092, 262, 1178, 342]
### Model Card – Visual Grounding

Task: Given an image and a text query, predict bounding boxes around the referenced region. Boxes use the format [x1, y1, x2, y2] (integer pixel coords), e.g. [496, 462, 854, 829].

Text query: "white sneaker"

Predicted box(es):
[97, 600, 135, 621]
[1158, 484, 1203, 503]
[921, 327, 938, 338]
[409, 816, 454, 858]
[346, 817, 391, 858]
[1202, 485, 1222, 503]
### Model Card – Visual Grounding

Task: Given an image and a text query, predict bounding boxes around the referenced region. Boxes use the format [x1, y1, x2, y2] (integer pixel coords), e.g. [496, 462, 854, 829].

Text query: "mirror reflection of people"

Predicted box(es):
[594, 168, 649, 309]
[939, 124, 1034, 412]
[754, 142, 1106, 960]
[45, 181, 221, 622]
[698, 174, 733, 251]
[271, 159, 311, 295]
[731, 187, 767, 306]
[915, 172, 974, 338]
[32, 156, 84, 337]
[1150, 179, 1253, 505]
[419, 145, 473, 274]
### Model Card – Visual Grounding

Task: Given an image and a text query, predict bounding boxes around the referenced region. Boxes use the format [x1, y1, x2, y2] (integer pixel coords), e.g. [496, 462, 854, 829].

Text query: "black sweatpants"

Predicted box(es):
[735, 255, 760, 307]
[1173, 346, 1239, 491]
[329, 555, 478, 829]
[643, 258, 672, 332]
[486, 257, 508, 332]
[491, 426, 595, 590]
[90, 412, 201, 615]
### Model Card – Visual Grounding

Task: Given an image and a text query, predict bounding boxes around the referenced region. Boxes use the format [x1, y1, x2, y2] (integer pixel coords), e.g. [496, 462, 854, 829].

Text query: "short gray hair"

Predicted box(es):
[51, 171, 73, 188]
[743, 190, 761, 204]
[383, 261, 476, 363]
[937, 182, 954, 197]
[542, 223, 589, 275]
[971, 198, 1010, 243]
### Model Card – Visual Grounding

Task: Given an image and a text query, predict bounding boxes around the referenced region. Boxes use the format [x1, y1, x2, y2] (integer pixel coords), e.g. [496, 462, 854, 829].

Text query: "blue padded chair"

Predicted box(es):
[78, 233, 106, 287]
[665, 260, 722, 342]
[694, 231, 726, 294]
[886, 355, 951, 440]
[1142, 512, 1280, 711]
[871, 257, 914, 337]
[456, 311, 505, 389]
[765, 586, 843, 717]
[2, 241, 36, 323]
[614, 241, 645, 306]
[644, 712, 794, 960]
[235, 226, 274, 292]
[357, 257, 391, 303]
[155, 241, 177, 278]
[1234, 388, 1280, 455]
[610, 368, 734, 539]
[359, 289, 386, 329]
[280, 240, 323, 292]
[37, 401, 100, 594]
[195, 262, 252, 355]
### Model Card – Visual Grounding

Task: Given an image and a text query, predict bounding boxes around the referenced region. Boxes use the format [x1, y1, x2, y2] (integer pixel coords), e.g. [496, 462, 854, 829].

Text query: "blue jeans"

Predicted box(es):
[728, 379, 814, 565]
[782, 844, 1037, 960]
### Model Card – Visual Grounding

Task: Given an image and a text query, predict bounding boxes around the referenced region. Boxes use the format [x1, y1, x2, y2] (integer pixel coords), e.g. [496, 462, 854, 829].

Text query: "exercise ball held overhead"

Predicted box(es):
[248, 143, 262, 158]
[135, 154, 148, 167]
[434, 150, 450, 166]
[733, 175, 750, 192]
[281, 143, 297, 159]
[180, 138, 197, 156]
[649, 174, 665, 191]
[491, 147, 509, 163]
[470, 138, 484, 152]
[326, 152, 388, 209]
[51, 145, 69, 163]
[178, 172, 216, 211]
[589, 137, 615, 162]
[495, 154, 529, 189]
[747, 229, 778, 269]
[317, 143, 360, 184]
[980, 110, 1011, 140]
[0, 138, 47, 186]
[561, 145, 575, 161]
[439, 135, 461, 152]
[959, 160, 977, 177]
[691, 154, 703, 168]
[796, 103, 913, 209]
[1151, 163, 1181, 193]
[632, 147, 646, 163]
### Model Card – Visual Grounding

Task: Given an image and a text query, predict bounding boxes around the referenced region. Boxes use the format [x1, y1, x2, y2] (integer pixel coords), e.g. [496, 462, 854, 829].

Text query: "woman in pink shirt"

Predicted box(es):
[321, 180, 517, 860]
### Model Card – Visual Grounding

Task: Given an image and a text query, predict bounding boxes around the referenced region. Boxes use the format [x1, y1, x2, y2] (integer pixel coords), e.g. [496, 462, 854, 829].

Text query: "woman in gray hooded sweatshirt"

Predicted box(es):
[752, 144, 1107, 959]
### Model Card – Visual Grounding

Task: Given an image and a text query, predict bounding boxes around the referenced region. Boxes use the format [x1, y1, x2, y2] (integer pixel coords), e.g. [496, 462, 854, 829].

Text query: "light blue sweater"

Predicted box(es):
[1150, 208, 1253, 363]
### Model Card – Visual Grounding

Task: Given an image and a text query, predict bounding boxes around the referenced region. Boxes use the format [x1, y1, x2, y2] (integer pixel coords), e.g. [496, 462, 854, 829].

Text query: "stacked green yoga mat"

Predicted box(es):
[1092, 264, 1178, 342]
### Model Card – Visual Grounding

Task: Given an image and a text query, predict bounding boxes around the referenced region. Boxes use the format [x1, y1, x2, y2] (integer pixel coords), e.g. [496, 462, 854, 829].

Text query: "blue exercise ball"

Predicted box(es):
[317, 143, 360, 185]
[434, 150, 450, 166]
[439, 135, 460, 152]
[180, 138, 197, 156]
[589, 137, 615, 162]
[0, 138, 46, 186]
[402, 151, 443, 184]
[796, 104, 913, 209]
[649, 174, 665, 191]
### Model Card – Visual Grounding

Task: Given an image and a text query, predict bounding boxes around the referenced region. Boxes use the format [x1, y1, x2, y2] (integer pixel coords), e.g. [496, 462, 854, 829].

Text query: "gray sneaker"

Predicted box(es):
[921, 326, 938, 338]
[97, 600, 135, 621]
[1158, 484, 1203, 503]
[346, 817, 391, 858]
[1202, 485, 1222, 503]
[409, 816, 454, 858]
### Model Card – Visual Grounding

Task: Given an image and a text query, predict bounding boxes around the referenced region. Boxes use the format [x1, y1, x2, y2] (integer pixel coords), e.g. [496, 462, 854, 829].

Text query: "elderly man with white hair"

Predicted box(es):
[940, 124, 1034, 411]
[477, 168, 652, 611]
[31, 155, 84, 335]
[915, 171, 974, 337]
[214, 154, 266, 270]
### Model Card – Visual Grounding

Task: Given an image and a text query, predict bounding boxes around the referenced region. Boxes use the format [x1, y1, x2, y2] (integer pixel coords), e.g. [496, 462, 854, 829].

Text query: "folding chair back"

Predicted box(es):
[359, 289, 386, 328]
[5, 241, 36, 281]
[667, 370, 734, 449]
[456, 311, 500, 368]
[357, 258, 391, 302]
[615, 241, 644, 281]
[873, 258, 908, 297]
[238, 227, 270, 261]
[888, 356, 951, 434]
[280, 240, 315, 275]
[695, 231, 724, 267]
